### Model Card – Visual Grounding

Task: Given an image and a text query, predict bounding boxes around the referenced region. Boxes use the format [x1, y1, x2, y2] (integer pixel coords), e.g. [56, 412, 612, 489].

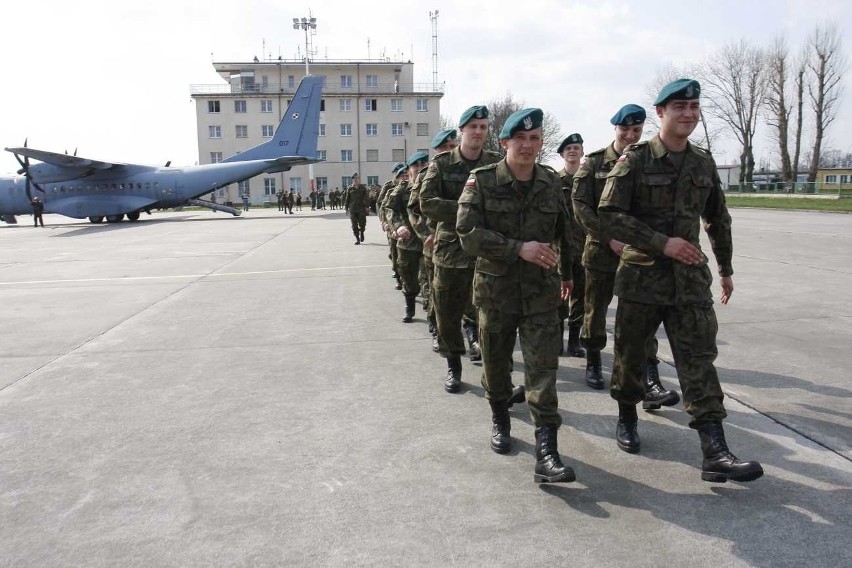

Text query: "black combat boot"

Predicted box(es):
[507, 384, 526, 409]
[698, 422, 764, 483]
[359, 229, 365, 242]
[402, 295, 416, 323]
[444, 355, 462, 393]
[566, 325, 586, 358]
[463, 322, 482, 362]
[353, 231, 361, 245]
[616, 402, 640, 454]
[489, 400, 511, 454]
[533, 425, 576, 483]
[585, 349, 605, 390]
[642, 363, 680, 410]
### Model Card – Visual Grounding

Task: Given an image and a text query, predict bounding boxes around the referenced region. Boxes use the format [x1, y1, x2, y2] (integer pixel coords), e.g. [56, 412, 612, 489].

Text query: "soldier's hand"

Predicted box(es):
[663, 237, 703, 265]
[720, 276, 734, 304]
[561, 280, 573, 301]
[424, 234, 435, 251]
[608, 239, 626, 257]
[396, 226, 411, 240]
[519, 241, 557, 269]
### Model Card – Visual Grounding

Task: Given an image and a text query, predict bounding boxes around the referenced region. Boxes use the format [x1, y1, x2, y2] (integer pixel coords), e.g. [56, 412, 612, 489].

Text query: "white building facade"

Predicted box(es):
[191, 59, 443, 205]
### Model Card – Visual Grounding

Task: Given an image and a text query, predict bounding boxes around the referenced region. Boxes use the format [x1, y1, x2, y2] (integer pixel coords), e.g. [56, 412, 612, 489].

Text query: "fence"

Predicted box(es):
[725, 182, 852, 197]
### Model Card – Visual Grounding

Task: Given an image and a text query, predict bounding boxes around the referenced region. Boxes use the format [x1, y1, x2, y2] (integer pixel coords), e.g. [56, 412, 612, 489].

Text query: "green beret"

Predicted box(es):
[395, 167, 407, 179]
[406, 150, 429, 168]
[556, 133, 584, 154]
[499, 108, 544, 140]
[391, 162, 405, 173]
[610, 104, 646, 126]
[654, 78, 701, 106]
[351, 172, 359, 179]
[458, 105, 489, 127]
[430, 128, 458, 149]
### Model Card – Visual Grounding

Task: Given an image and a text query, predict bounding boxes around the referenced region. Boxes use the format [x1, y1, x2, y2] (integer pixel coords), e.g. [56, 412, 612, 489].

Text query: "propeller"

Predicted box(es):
[12, 139, 46, 203]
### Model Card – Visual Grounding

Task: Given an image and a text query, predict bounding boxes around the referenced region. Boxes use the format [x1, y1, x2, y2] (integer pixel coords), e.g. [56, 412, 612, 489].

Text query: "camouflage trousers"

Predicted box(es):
[388, 237, 399, 273]
[611, 299, 726, 428]
[422, 255, 437, 328]
[581, 268, 658, 363]
[480, 308, 562, 428]
[349, 212, 367, 236]
[558, 256, 586, 328]
[396, 247, 422, 299]
[432, 265, 477, 357]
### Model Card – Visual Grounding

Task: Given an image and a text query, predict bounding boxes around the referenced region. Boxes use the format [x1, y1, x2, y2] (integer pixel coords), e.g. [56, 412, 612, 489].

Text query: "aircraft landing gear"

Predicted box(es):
[88, 216, 104, 224]
[126, 211, 140, 221]
[106, 214, 124, 223]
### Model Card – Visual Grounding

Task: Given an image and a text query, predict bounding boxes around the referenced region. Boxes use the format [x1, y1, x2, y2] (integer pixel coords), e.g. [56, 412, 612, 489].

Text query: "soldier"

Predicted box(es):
[458, 108, 575, 483]
[31, 197, 44, 227]
[598, 79, 763, 482]
[573, 105, 679, 412]
[380, 164, 408, 290]
[555, 133, 587, 358]
[421, 105, 501, 392]
[387, 152, 429, 322]
[288, 190, 295, 214]
[276, 190, 285, 211]
[296, 193, 302, 211]
[344, 173, 370, 245]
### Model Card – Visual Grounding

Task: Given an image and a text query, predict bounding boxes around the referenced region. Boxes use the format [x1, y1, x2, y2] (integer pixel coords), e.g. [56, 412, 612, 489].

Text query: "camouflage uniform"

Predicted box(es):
[408, 169, 438, 333]
[385, 179, 422, 298]
[598, 135, 730, 428]
[573, 143, 660, 364]
[420, 146, 502, 357]
[377, 179, 400, 274]
[457, 161, 573, 427]
[344, 183, 369, 241]
[557, 168, 586, 334]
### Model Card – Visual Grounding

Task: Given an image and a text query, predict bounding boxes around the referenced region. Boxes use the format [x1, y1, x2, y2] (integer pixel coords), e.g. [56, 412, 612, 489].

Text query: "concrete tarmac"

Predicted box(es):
[0, 208, 849, 567]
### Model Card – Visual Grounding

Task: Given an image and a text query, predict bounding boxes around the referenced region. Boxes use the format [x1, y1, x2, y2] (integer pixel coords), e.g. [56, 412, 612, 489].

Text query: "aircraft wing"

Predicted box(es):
[4, 147, 123, 170]
[262, 155, 322, 174]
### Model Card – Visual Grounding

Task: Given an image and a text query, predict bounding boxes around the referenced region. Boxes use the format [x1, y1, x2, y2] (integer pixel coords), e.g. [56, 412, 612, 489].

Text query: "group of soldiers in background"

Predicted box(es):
[352, 78, 764, 485]
[276, 190, 296, 213]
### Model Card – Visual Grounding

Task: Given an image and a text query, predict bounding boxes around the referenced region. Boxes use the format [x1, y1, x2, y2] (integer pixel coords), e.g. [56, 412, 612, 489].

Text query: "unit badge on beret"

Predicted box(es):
[475, 109, 484, 118]
[685, 85, 694, 98]
[523, 116, 533, 130]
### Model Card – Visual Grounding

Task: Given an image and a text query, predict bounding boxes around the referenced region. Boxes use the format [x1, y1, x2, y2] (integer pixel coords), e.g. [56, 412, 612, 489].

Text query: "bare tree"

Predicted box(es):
[480, 93, 562, 162]
[792, 49, 807, 176]
[806, 22, 847, 182]
[698, 39, 769, 183]
[765, 34, 794, 182]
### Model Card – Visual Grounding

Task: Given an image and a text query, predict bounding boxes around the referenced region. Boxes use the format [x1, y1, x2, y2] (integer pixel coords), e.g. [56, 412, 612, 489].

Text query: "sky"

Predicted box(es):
[1, 0, 850, 174]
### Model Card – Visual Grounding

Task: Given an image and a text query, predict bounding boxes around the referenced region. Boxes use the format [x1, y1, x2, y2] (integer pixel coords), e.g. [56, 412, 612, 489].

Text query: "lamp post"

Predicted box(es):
[293, 16, 317, 192]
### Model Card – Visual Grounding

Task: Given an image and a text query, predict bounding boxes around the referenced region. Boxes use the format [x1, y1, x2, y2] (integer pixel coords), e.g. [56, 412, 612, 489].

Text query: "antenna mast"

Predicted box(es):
[429, 10, 439, 91]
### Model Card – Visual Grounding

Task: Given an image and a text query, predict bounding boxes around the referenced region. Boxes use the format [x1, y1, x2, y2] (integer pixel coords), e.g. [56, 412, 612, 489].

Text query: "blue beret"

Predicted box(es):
[458, 105, 489, 127]
[654, 79, 701, 106]
[556, 133, 584, 154]
[406, 150, 430, 168]
[610, 104, 647, 126]
[499, 108, 544, 140]
[430, 128, 458, 149]
[391, 162, 405, 173]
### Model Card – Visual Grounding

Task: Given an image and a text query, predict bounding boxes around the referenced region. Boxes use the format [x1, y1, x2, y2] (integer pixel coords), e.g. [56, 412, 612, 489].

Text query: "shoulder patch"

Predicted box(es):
[465, 177, 476, 187]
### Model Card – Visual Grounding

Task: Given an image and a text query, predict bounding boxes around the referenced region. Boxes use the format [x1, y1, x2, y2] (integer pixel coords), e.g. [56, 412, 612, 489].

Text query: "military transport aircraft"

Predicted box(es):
[0, 76, 323, 224]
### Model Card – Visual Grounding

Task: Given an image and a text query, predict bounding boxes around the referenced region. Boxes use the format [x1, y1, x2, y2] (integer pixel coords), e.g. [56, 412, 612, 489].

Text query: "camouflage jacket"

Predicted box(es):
[598, 135, 733, 306]
[420, 146, 502, 268]
[344, 184, 370, 213]
[377, 180, 397, 225]
[572, 142, 622, 272]
[557, 167, 587, 258]
[457, 161, 573, 315]
[385, 179, 423, 252]
[406, 169, 435, 257]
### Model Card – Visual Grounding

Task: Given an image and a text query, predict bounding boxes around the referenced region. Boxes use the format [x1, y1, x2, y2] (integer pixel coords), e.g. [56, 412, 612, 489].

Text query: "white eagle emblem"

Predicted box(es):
[523, 116, 533, 130]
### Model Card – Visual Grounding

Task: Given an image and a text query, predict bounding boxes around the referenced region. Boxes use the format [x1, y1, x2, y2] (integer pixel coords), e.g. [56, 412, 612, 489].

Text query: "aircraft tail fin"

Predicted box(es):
[222, 76, 323, 164]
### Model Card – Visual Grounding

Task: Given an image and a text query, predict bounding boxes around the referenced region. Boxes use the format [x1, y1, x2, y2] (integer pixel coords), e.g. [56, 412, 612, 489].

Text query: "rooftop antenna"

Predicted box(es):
[430, 10, 439, 91]
[262, 38, 266, 60]
[367, 37, 371, 59]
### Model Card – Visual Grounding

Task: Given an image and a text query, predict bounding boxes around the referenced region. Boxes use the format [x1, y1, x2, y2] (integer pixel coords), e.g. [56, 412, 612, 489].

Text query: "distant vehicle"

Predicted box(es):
[0, 76, 324, 224]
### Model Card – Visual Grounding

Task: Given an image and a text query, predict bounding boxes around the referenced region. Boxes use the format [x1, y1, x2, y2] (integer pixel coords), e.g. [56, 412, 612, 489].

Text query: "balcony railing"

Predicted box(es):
[190, 81, 444, 96]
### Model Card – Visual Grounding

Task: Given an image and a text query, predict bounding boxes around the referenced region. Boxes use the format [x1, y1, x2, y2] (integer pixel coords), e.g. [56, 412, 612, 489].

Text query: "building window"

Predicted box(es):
[207, 100, 220, 113]
[841, 175, 850, 184]
[317, 150, 327, 161]
[366, 149, 379, 162]
[261, 76, 268, 90]
[340, 99, 352, 111]
[342, 176, 351, 189]
[209, 125, 221, 138]
[341, 150, 353, 162]
[320, 99, 325, 111]
[261, 100, 273, 113]
[319, 123, 326, 136]
[366, 74, 378, 87]
[315, 177, 328, 190]
[391, 99, 403, 112]
[416, 123, 429, 136]
[264, 178, 276, 196]
[210, 152, 223, 163]
[340, 123, 352, 136]
[392, 148, 405, 162]
[416, 99, 428, 112]
[290, 177, 302, 192]
[365, 99, 377, 111]
[366, 123, 378, 136]
[238, 180, 250, 195]
[341, 75, 352, 88]
[234, 100, 247, 113]
[262, 125, 274, 137]
[392, 123, 405, 136]
[825, 175, 838, 183]
[288, 75, 295, 88]
[236, 125, 248, 138]
[367, 175, 379, 186]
